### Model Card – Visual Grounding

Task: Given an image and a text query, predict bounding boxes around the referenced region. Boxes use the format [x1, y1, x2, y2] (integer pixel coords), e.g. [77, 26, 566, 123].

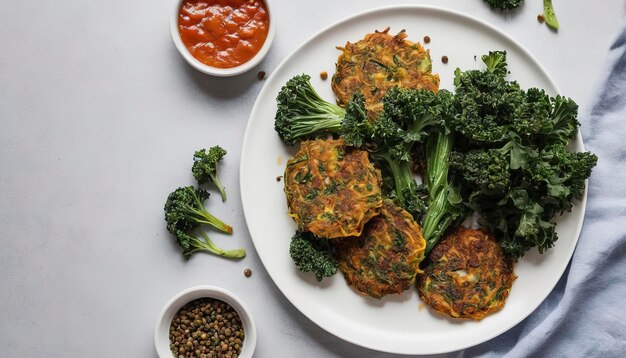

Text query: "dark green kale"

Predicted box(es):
[192, 146, 228, 201]
[483, 0, 524, 11]
[449, 51, 597, 258]
[289, 231, 338, 282]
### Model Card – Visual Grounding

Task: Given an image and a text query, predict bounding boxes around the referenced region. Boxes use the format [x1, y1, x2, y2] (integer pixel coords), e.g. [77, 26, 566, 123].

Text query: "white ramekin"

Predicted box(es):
[154, 285, 257, 357]
[170, 0, 275, 77]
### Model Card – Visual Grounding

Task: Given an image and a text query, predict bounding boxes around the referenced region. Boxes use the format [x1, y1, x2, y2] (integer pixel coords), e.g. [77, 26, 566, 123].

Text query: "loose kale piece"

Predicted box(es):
[289, 231, 338, 282]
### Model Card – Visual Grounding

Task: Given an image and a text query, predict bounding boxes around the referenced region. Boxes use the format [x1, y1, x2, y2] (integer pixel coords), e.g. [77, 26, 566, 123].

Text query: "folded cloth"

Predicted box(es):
[463, 20, 626, 358]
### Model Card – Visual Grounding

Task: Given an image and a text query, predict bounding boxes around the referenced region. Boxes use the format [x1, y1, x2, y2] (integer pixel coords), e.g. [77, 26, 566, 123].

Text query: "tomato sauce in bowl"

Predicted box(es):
[178, 0, 270, 69]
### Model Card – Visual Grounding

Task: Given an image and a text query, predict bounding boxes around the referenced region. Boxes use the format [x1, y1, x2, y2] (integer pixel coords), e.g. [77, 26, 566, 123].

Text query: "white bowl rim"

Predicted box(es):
[170, 0, 276, 77]
[154, 285, 257, 358]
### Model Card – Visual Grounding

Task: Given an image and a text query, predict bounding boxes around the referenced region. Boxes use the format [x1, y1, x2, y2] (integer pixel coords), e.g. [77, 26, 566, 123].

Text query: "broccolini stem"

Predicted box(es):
[422, 131, 454, 255]
[210, 173, 227, 202]
[374, 151, 416, 207]
[189, 234, 246, 259]
[192, 195, 233, 234]
[287, 114, 344, 137]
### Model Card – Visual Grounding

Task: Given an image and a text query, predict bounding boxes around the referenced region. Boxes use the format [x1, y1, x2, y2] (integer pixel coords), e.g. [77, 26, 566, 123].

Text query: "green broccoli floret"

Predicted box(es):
[289, 231, 338, 282]
[192, 146, 228, 202]
[164, 186, 233, 235]
[274, 74, 346, 145]
[164, 187, 243, 259]
[483, 0, 524, 11]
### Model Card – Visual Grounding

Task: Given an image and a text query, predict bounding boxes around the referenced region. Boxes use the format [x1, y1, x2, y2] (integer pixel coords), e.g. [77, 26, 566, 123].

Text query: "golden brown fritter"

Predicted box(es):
[417, 226, 516, 320]
[283, 139, 383, 239]
[332, 28, 440, 117]
[336, 200, 426, 299]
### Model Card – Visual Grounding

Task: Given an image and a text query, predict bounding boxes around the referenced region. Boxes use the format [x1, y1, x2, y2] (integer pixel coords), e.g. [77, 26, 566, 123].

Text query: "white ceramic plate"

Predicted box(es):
[240, 5, 586, 355]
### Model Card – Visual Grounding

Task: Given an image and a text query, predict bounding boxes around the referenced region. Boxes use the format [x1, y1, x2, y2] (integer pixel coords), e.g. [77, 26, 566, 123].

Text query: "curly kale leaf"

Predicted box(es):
[289, 231, 338, 282]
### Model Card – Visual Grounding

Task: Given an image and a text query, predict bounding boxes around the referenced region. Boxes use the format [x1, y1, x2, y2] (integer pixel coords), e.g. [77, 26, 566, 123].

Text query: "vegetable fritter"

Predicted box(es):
[332, 28, 440, 117]
[336, 200, 426, 299]
[284, 139, 383, 238]
[417, 226, 516, 320]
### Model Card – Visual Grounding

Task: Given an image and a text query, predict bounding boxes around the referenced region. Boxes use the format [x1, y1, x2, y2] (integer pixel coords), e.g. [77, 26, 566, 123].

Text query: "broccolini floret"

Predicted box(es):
[164, 186, 232, 234]
[274, 74, 346, 145]
[289, 231, 338, 282]
[193, 146, 228, 202]
[164, 187, 243, 259]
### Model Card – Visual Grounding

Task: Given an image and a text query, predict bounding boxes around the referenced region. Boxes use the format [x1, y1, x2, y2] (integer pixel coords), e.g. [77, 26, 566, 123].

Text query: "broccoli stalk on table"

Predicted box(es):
[174, 230, 246, 260]
[289, 231, 338, 282]
[164, 186, 244, 259]
[192, 146, 228, 202]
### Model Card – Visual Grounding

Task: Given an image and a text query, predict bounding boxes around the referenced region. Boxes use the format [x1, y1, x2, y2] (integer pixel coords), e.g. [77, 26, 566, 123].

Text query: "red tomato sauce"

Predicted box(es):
[178, 0, 270, 69]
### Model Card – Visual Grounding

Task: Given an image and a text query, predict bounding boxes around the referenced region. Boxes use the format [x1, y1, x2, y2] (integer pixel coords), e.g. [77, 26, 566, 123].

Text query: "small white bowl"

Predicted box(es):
[155, 285, 257, 358]
[170, 0, 276, 77]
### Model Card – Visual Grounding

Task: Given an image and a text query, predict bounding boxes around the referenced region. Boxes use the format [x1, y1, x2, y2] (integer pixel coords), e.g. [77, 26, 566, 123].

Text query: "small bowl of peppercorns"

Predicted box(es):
[155, 286, 256, 358]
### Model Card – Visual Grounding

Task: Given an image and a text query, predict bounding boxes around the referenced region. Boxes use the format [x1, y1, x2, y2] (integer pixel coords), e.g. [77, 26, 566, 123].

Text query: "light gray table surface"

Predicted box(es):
[1, 1, 623, 357]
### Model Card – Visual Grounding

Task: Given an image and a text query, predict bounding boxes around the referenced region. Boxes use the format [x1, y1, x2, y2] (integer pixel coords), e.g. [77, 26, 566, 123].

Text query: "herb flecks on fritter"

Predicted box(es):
[284, 139, 383, 239]
[336, 200, 426, 299]
[332, 28, 440, 117]
[417, 226, 516, 320]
